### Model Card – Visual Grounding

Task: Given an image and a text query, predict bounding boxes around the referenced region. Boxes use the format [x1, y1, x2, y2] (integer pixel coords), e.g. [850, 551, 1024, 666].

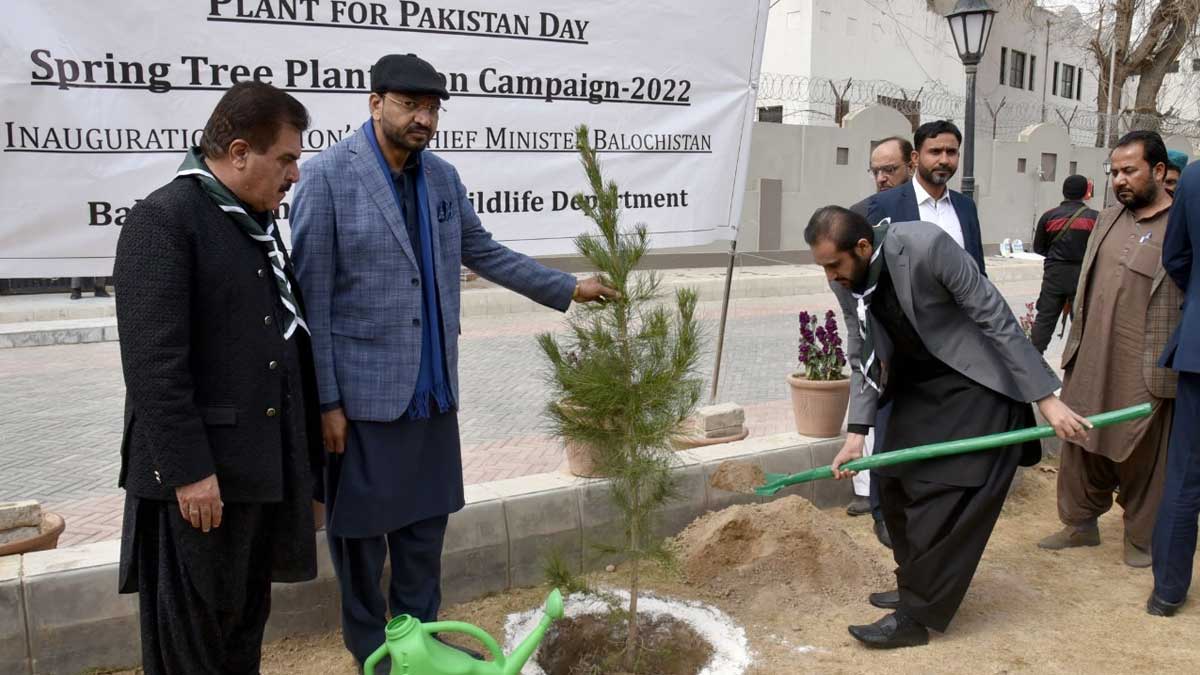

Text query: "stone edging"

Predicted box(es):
[0, 432, 849, 674]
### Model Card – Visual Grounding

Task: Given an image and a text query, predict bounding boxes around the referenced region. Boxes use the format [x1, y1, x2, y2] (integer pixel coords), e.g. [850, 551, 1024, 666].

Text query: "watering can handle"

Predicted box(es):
[363, 643, 388, 675]
[423, 621, 507, 665]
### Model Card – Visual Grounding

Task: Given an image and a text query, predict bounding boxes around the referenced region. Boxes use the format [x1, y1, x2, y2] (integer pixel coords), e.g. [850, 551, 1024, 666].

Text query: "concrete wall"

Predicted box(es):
[740, 106, 912, 251]
[0, 433, 853, 675]
[984, 122, 1108, 243]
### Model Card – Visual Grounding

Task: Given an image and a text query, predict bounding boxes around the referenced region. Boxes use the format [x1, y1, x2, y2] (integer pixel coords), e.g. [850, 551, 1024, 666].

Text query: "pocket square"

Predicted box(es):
[437, 200, 452, 222]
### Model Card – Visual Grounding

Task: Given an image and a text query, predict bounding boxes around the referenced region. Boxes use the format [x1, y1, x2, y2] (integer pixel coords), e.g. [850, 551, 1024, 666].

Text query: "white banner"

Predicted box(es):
[0, 0, 767, 277]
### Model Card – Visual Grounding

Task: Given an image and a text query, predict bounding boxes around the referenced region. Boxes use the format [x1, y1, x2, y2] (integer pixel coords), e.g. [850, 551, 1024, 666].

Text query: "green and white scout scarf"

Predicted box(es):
[852, 219, 889, 394]
[176, 148, 308, 339]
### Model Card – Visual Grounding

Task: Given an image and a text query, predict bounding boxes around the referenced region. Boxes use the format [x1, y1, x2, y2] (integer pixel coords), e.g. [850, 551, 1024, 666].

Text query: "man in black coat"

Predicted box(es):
[113, 82, 324, 674]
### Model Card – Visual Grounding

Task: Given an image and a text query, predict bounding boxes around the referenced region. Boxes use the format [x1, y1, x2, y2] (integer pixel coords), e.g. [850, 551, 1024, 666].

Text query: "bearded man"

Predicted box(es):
[866, 120, 986, 274]
[1037, 130, 1182, 568]
[289, 53, 616, 672]
[807, 206, 1089, 648]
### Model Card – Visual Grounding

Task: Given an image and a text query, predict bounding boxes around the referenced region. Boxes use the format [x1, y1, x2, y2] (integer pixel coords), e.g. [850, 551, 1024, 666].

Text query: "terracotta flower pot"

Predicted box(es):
[787, 373, 850, 438]
[564, 438, 606, 478]
[0, 512, 65, 557]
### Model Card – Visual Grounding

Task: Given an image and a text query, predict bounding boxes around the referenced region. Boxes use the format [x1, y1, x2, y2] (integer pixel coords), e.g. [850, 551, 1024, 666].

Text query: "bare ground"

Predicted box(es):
[112, 461, 1200, 674]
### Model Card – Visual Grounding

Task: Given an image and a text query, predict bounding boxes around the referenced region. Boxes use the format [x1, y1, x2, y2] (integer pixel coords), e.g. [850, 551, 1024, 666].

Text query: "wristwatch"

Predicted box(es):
[572, 281, 584, 303]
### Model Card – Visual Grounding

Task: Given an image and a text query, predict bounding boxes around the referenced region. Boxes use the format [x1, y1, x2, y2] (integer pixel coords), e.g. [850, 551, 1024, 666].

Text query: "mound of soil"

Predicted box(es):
[672, 495, 891, 602]
[708, 460, 766, 494]
[537, 614, 714, 675]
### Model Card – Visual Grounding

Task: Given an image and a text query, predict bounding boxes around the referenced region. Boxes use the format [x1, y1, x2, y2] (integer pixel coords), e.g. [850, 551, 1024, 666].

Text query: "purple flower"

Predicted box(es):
[798, 311, 810, 326]
[815, 326, 826, 342]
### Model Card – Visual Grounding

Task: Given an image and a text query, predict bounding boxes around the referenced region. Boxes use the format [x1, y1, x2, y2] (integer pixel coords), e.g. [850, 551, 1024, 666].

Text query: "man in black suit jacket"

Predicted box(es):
[113, 82, 324, 674]
[866, 120, 987, 273]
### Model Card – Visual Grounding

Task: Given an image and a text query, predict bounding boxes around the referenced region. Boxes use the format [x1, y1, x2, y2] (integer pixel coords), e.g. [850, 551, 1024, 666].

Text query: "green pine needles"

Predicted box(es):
[537, 125, 704, 670]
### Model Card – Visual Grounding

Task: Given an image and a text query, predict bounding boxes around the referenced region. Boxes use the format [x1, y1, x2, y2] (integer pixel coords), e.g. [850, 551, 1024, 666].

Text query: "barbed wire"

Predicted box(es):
[755, 73, 1200, 147]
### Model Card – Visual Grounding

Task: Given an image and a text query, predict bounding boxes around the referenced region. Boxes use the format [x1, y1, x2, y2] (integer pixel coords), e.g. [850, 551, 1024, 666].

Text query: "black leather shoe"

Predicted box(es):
[846, 497, 872, 516]
[874, 520, 893, 549]
[869, 589, 900, 610]
[1146, 592, 1184, 617]
[848, 612, 929, 649]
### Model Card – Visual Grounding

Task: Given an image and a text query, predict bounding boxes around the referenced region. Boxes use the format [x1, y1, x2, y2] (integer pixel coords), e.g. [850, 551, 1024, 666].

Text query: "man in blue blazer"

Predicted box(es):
[1149, 160, 1200, 617]
[866, 120, 987, 274]
[290, 54, 615, 668]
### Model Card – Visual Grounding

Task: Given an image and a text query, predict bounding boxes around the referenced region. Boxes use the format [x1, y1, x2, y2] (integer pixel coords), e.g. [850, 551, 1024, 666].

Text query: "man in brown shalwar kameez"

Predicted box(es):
[1038, 130, 1183, 567]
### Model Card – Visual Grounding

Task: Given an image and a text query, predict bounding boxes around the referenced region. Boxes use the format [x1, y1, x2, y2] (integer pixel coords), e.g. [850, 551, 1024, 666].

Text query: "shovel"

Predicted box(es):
[754, 403, 1152, 496]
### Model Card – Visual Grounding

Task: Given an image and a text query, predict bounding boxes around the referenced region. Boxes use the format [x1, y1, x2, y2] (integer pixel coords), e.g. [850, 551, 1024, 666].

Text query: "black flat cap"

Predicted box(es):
[371, 53, 450, 99]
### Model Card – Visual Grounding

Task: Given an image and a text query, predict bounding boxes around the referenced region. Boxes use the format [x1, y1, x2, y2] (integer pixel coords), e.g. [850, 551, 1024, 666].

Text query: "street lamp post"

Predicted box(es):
[946, 0, 998, 202]
[1102, 159, 1113, 209]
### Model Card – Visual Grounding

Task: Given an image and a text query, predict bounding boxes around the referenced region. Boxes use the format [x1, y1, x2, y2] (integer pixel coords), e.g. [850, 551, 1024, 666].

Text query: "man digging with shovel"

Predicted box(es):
[807, 206, 1091, 649]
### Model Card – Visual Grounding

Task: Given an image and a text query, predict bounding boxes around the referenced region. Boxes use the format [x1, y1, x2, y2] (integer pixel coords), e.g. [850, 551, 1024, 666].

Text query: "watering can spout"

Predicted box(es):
[502, 589, 564, 675]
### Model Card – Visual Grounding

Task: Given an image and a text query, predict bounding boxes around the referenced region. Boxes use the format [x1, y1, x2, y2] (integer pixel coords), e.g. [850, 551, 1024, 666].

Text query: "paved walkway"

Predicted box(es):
[0, 267, 1061, 547]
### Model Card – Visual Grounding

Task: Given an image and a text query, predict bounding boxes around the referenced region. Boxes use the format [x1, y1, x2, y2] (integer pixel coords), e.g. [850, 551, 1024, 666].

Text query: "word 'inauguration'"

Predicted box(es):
[208, 0, 591, 41]
[27, 52, 690, 105]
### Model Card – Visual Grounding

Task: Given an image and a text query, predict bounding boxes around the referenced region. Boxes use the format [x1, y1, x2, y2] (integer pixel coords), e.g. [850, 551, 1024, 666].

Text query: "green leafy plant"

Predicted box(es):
[537, 124, 703, 671]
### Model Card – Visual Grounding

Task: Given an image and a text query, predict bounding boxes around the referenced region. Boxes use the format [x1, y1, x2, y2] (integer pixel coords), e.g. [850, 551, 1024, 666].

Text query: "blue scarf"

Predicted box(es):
[362, 119, 455, 419]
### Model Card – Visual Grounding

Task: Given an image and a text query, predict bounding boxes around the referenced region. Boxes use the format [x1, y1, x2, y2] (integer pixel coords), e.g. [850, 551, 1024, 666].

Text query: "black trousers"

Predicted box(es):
[329, 513, 450, 666]
[1030, 261, 1081, 354]
[868, 402, 894, 523]
[132, 500, 273, 675]
[878, 447, 1020, 632]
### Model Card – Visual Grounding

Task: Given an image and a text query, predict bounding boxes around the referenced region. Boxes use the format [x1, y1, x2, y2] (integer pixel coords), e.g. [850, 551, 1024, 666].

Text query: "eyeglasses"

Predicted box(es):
[868, 165, 903, 177]
[384, 95, 445, 116]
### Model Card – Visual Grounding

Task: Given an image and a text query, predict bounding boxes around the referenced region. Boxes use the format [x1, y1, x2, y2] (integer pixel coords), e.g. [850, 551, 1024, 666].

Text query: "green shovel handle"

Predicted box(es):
[754, 403, 1152, 496]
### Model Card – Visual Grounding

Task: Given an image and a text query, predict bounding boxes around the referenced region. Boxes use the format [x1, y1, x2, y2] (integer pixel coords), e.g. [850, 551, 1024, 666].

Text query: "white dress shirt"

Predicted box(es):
[912, 178, 965, 249]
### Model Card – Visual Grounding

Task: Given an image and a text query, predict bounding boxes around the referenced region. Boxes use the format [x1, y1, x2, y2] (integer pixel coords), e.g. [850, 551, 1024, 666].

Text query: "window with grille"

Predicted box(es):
[757, 106, 783, 123]
[1060, 64, 1076, 99]
[1009, 50, 1027, 89]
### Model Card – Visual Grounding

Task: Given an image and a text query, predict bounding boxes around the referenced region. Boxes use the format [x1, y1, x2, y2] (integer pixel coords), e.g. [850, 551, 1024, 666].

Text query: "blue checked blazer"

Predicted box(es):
[290, 127, 575, 422]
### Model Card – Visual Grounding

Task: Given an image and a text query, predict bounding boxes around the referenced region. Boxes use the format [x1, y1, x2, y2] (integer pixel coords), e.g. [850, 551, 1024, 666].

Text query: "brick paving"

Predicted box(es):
[0, 275, 1056, 547]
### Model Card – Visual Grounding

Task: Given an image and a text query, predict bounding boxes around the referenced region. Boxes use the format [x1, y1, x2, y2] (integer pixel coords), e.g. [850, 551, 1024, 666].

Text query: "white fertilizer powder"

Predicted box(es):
[503, 589, 753, 675]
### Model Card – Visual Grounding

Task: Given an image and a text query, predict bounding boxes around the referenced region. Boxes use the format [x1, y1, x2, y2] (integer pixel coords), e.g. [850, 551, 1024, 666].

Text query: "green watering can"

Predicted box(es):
[755, 403, 1152, 496]
[365, 588, 564, 675]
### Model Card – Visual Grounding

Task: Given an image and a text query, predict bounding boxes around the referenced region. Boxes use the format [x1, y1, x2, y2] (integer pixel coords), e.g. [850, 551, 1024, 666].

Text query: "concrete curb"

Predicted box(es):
[0, 257, 1043, 349]
[0, 432, 849, 674]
